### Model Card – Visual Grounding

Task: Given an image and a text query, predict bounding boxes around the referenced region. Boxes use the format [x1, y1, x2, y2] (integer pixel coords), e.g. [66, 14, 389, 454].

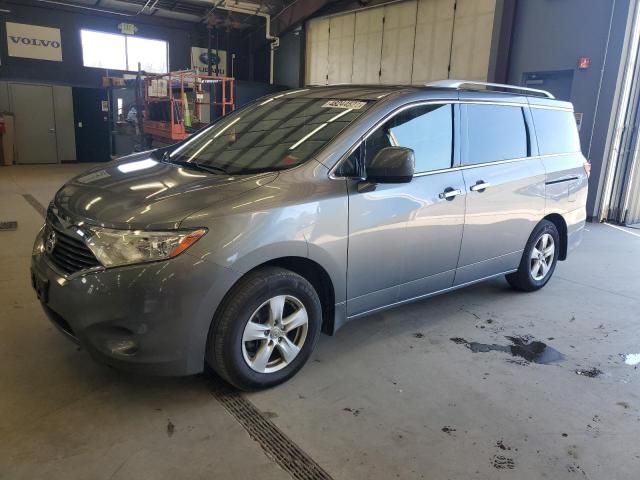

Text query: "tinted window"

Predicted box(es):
[336, 104, 453, 176]
[168, 97, 373, 174]
[463, 104, 528, 165]
[531, 108, 581, 155]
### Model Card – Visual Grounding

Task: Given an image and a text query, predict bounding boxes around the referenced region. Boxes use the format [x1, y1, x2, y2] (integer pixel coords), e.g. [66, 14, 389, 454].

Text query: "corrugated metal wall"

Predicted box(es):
[598, 0, 640, 225]
[305, 0, 496, 86]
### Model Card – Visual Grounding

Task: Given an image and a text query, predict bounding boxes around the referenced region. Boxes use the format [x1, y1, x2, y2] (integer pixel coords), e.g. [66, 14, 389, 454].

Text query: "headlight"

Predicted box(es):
[86, 227, 207, 267]
[32, 225, 46, 256]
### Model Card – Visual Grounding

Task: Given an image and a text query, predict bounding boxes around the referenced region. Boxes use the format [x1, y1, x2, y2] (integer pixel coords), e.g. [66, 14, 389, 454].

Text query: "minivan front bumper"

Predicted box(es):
[31, 252, 240, 375]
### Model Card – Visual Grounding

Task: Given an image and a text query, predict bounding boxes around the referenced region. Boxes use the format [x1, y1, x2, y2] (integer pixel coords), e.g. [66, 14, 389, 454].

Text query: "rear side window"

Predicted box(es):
[531, 108, 581, 155]
[462, 104, 528, 165]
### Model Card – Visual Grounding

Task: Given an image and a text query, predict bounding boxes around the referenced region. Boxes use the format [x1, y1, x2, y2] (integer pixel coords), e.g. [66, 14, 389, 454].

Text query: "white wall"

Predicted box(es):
[305, 0, 497, 86]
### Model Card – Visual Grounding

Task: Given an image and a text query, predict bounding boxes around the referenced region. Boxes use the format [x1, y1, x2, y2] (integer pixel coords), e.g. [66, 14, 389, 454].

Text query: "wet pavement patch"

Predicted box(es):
[575, 367, 603, 378]
[343, 407, 361, 417]
[496, 440, 512, 451]
[450, 336, 565, 364]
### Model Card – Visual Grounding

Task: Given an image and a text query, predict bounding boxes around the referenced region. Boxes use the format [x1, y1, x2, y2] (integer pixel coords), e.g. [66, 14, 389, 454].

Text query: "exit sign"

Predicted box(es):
[578, 57, 591, 69]
[118, 23, 138, 35]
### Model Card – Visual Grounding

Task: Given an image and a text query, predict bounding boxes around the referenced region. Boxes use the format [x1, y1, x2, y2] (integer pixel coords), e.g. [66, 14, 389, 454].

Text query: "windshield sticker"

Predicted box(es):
[322, 100, 367, 110]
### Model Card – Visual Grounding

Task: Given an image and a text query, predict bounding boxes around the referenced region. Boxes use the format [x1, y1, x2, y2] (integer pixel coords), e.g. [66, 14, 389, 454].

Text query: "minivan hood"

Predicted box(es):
[54, 154, 277, 229]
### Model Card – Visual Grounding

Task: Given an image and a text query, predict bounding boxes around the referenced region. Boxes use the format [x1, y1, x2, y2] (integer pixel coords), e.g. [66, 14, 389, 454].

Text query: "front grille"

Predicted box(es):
[47, 225, 101, 274]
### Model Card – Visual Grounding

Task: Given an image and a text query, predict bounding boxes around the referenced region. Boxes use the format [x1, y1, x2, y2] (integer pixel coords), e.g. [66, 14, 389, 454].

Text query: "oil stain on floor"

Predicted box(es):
[450, 335, 565, 365]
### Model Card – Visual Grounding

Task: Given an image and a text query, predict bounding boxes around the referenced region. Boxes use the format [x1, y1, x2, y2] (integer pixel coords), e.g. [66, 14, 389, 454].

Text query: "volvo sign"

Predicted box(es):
[6, 22, 63, 62]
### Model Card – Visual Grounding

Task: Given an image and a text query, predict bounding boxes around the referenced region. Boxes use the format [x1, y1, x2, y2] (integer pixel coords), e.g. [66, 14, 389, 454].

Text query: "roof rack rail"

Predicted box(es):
[426, 80, 555, 99]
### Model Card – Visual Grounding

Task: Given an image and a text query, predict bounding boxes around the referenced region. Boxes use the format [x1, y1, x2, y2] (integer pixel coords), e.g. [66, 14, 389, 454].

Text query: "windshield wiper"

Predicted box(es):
[161, 154, 229, 175]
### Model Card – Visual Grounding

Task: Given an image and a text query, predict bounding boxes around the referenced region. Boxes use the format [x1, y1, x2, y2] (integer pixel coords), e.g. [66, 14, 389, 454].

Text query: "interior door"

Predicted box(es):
[523, 70, 574, 101]
[346, 103, 465, 317]
[455, 102, 546, 285]
[73, 87, 111, 162]
[10, 83, 58, 164]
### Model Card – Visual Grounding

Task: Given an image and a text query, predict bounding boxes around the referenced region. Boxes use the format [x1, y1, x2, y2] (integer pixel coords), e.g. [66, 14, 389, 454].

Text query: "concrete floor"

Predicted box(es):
[1, 164, 640, 480]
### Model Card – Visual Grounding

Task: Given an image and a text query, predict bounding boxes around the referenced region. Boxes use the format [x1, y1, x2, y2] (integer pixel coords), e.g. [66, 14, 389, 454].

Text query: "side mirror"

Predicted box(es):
[367, 147, 415, 183]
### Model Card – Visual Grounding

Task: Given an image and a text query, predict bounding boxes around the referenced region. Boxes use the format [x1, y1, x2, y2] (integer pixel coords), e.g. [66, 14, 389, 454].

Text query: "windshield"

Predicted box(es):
[165, 95, 373, 174]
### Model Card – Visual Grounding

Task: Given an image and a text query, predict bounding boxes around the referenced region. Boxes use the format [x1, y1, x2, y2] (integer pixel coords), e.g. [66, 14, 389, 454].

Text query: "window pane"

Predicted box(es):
[387, 105, 452, 172]
[364, 104, 453, 173]
[169, 98, 373, 174]
[531, 108, 581, 155]
[463, 104, 527, 165]
[81, 30, 126, 70]
[127, 37, 168, 73]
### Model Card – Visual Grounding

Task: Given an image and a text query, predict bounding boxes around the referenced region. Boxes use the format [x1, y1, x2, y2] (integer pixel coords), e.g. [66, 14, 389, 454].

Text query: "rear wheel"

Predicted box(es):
[207, 267, 322, 390]
[506, 220, 560, 292]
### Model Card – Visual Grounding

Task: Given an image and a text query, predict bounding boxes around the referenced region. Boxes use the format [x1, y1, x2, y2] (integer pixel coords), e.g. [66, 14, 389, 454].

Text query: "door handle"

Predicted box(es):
[48, 128, 55, 132]
[439, 187, 462, 200]
[470, 181, 491, 192]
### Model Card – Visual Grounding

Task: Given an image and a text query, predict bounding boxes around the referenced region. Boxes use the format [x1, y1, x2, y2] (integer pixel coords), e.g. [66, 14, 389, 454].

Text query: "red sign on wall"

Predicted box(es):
[578, 57, 591, 69]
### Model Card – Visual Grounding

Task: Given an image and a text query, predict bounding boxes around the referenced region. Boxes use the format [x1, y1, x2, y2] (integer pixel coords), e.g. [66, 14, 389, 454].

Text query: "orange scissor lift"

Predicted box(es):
[143, 70, 235, 142]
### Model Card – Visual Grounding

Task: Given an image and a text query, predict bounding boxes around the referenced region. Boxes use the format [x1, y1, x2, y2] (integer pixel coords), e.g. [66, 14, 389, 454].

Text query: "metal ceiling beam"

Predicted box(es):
[270, 0, 337, 35]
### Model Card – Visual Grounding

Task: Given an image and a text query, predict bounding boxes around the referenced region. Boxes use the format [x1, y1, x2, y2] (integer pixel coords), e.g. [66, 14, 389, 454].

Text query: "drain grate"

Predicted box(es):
[0, 221, 18, 231]
[208, 378, 334, 480]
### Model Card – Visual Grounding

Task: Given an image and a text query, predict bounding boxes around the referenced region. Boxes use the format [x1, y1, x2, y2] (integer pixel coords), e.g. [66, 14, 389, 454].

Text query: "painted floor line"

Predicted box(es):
[22, 194, 47, 218]
[603, 222, 640, 238]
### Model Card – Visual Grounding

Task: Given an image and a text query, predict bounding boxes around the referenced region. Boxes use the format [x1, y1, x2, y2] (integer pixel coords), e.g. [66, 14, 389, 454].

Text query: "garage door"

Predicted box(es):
[411, 0, 455, 84]
[449, 0, 496, 80]
[305, 0, 496, 86]
[305, 17, 330, 86]
[328, 13, 356, 84]
[380, 0, 417, 84]
[352, 7, 385, 84]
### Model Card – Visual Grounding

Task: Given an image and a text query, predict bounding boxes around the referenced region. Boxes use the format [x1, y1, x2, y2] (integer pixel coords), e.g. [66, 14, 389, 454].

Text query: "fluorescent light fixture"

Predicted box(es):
[130, 182, 165, 190]
[117, 159, 157, 173]
[187, 139, 214, 163]
[327, 108, 353, 122]
[85, 196, 103, 211]
[213, 117, 241, 139]
[289, 123, 328, 150]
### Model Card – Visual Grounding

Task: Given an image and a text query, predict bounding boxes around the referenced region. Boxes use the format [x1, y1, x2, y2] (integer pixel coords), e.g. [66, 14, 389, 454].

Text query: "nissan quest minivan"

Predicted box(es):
[31, 81, 589, 390]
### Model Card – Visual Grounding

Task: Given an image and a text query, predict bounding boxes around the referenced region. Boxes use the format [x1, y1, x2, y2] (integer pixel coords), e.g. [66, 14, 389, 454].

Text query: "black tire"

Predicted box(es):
[506, 220, 560, 292]
[206, 267, 322, 391]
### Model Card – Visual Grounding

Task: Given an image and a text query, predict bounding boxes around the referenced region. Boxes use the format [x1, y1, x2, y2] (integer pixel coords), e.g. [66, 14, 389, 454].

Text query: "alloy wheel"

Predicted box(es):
[241, 295, 309, 373]
[530, 233, 555, 281]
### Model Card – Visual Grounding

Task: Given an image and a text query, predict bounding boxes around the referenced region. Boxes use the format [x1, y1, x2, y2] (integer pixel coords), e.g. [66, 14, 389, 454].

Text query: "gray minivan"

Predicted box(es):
[31, 81, 589, 389]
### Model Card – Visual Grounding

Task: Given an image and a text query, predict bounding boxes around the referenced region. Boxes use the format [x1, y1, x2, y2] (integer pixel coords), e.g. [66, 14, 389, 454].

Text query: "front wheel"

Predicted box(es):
[506, 220, 560, 292]
[207, 267, 322, 390]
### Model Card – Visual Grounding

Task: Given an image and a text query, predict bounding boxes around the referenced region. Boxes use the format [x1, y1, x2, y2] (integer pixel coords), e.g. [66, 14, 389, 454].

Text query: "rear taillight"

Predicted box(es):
[583, 161, 592, 178]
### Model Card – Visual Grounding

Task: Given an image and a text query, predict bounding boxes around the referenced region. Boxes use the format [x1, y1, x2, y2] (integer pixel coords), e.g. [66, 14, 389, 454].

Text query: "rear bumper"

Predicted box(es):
[31, 252, 241, 376]
[565, 207, 587, 257]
